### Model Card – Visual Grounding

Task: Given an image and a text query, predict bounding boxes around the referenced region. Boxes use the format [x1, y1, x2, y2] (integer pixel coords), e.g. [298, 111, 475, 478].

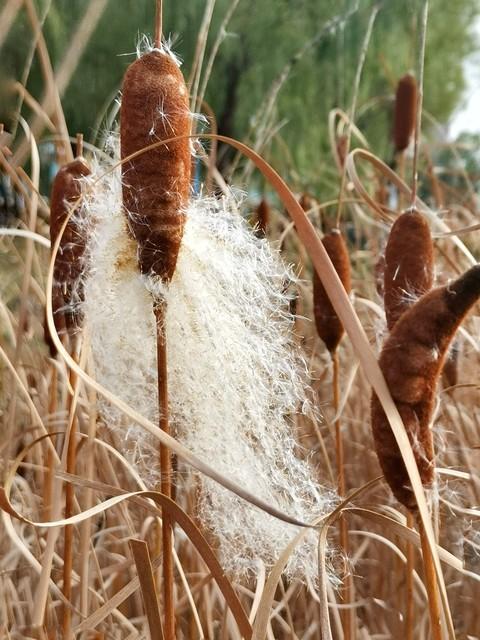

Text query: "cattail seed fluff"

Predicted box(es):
[384, 210, 434, 331]
[313, 230, 351, 353]
[393, 73, 417, 153]
[120, 50, 192, 282]
[371, 265, 480, 511]
[49, 157, 91, 334]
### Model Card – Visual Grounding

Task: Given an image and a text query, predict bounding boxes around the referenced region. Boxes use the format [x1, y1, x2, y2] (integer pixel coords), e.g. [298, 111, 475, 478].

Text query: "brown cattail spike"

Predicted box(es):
[384, 210, 434, 331]
[299, 193, 313, 213]
[255, 197, 270, 237]
[393, 73, 417, 153]
[371, 265, 480, 510]
[120, 50, 192, 281]
[49, 157, 91, 335]
[313, 230, 351, 353]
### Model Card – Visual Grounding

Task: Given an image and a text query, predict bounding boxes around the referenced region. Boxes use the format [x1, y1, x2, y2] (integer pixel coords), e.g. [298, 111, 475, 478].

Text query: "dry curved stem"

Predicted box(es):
[328, 107, 370, 174]
[251, 478, 382, 640]
[345, 147, 476, 266]
[0, 480, 253, 639]
[129, 539, 165, 640]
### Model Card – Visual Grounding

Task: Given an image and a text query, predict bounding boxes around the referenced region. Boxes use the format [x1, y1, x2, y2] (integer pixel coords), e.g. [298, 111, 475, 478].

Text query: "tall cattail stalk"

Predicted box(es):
[120, 7, 192, 635]
[49, 134, 90, 637]
[371, 265, 480, 639]
[383, 209, 434, 331]
[312, 228, 353, 638]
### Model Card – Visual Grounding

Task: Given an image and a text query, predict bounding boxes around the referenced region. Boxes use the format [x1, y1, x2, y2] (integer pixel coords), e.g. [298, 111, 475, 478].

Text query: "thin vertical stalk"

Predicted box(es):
[405, 511, 415, 640]
[418, 517, 442, 640]
[410, 1, 429, 208]
[62, 339, 80, 640]
[42, 364, 57, 521]
[155, 0, 163, 49]
[155, 301, 175, 640]
[333, 351, 354, 640]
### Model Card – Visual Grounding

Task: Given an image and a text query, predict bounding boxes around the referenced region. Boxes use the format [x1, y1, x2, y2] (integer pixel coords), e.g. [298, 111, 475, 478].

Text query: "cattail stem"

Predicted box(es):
[155, 301, 175, 640]
[333, 352, 354, 640]
[62, 340, 80, 639]
[417, 517, 442, 640]
[43, 363, 57, 521]
[410, 1, 429, 208]
[405, 511, 415, 640]
[396, 151, 406, 211]
[155, 0, 163, 49]
[76, 132, 83, 158]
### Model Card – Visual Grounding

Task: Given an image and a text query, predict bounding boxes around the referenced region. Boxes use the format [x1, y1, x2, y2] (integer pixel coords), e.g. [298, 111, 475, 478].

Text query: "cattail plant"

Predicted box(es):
[119, 6, 192, 636]
[383, 209, 434, 331]
[49, 141, 91, 340]
[313, 229, 351, 355]
[372, 266, 480, 510]
[393, 73, 417, 154]
[48, 133, 90, 636]
[371, 265, 480, 638]
[312, 227, 352, 638]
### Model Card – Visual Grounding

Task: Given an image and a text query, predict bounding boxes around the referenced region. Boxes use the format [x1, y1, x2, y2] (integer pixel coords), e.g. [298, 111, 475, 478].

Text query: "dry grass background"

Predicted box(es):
[1, 1, 480, 639]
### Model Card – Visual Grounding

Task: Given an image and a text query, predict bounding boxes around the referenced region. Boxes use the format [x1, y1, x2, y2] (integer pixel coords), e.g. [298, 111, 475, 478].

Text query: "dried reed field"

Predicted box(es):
[1, 0, 480, 638]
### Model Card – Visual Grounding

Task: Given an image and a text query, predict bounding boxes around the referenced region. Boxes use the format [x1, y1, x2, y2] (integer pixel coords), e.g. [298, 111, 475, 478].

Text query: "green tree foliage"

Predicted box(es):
[0, 0, 477, 189]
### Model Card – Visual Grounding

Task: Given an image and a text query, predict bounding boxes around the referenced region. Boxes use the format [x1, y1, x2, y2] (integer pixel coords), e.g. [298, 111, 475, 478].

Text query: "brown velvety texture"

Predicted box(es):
[49, 157, 91, 336]
[120, 50, 191, 281]
[313, 230, 351, 353]
[371, 265, 480, 511]
[255, 198, 270, 236]
[442, 340, 459, 388]
[384, 210, 434, 331]
[393, 73, 417, 152]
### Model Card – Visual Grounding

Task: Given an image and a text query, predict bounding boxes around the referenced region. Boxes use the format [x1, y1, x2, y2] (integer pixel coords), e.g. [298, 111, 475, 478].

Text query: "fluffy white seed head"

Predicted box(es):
[81, 157, 336, 581]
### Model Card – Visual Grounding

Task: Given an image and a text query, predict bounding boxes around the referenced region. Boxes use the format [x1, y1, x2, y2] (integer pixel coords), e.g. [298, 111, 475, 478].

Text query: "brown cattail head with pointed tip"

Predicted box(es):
[371, 265, 480, 511]
[49, 157, 91, 335]
[393, 73, 417, 153]
[313, 230, 351, 354]
[384, 210, 434, 331]
[120, 50, 192, 282]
